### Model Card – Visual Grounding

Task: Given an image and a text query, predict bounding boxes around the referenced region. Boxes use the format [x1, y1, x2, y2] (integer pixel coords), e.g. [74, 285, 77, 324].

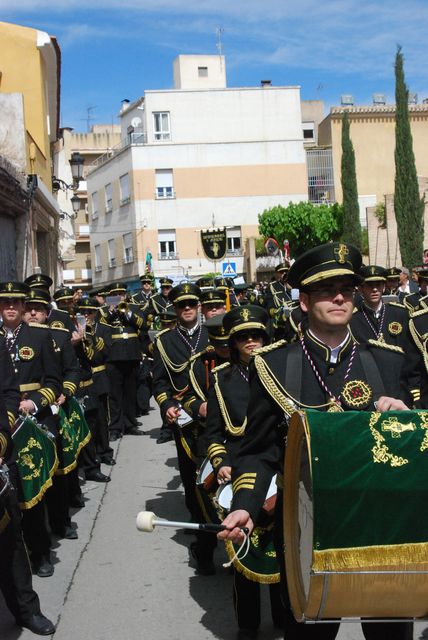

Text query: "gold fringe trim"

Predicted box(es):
[55, 459, 78, 476]
[313, 541, 428, 572]
[0, 510, 11, 534]
[75, 431, 92, 458]
[19, 452, 59, 510]
[224, 540, 280, 584]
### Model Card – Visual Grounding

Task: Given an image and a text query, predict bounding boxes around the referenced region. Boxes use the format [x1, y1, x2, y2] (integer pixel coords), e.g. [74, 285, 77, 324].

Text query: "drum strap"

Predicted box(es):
[358, 349, 386, 401]
[285, 343, 303, 401]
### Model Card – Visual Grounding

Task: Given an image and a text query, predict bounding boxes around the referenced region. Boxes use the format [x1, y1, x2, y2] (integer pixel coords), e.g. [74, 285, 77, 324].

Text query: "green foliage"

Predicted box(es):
[341, 111, 362, 249]
[360, 228, 369, 257]
[254, 237, 266, 257]
[394, 46, 425, 268]
[374, 202, 386, 228]
[258, 201, 343, 258]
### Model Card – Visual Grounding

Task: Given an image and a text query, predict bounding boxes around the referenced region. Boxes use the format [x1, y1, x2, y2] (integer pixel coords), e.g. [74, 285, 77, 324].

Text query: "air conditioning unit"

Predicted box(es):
[341, 94, 354, 106]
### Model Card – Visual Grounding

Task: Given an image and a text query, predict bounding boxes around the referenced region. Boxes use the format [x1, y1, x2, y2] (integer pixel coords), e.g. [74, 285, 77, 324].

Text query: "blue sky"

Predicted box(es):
[1, 1, 427, 132]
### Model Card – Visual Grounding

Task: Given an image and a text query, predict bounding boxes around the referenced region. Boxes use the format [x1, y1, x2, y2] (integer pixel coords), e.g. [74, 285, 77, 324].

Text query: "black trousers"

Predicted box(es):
[95, 394, 113, 458]
[0, 471, 41, 621]
[107, 361, 138, 434]
[21, 499, 51, 562]
[233, 569, 285, 630]
[78, 409, 101, 475]
[273, 491, 413, 640]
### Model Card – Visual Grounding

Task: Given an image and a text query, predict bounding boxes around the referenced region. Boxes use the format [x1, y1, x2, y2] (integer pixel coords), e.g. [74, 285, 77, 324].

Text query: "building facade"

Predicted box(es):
[0, 21, 61, 282]
[87, 55, 308, 286]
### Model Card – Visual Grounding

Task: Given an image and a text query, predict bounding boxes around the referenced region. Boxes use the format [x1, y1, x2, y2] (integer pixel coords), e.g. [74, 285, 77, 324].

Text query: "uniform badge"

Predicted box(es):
[388, 321, 402, 335]
[334, 244, 349, 264]
[212, 457, 222, 469]
[18, 346, 35, 361]
[40, 397, 48, 406]
[6, 282, 13, 292]
[183, 284, 190, 294]
[240, 308, 250, 321]
[51, 321, 65, 329]
[341, 380, 372, 408]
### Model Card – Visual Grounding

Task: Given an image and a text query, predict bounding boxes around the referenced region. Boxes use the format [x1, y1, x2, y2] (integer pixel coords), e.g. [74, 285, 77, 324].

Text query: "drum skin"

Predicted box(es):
[284, 410, 428, 621]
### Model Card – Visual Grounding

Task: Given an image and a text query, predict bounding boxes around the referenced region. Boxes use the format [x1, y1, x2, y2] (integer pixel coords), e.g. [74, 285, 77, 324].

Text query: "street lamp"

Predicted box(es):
[52, 151, 84, 192]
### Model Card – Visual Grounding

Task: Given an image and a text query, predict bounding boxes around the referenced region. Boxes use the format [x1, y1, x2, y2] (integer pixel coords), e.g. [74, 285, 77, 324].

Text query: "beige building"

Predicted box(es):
[87, 55, 309, 287]
[318, 101, 428, 264]
[0, 21, 61, 281]
[54, 125, 121, 289]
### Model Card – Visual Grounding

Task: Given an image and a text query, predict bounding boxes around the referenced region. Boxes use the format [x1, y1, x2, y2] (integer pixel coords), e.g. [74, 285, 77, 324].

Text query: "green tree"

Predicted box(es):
[341, 111, 362, 249]
[258, 201, 343, 258]
[394, 46, 424, 268]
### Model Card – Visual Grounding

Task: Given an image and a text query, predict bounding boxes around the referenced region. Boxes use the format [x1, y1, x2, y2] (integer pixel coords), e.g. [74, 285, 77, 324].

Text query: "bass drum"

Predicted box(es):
[284, 410, 428, 622]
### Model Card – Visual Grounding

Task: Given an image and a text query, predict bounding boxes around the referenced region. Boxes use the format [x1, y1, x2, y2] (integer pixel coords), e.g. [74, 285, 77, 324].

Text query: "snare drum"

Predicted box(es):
[285, 410, 428, 621]
[196, 457, 216, 493]
[195, 457, 219, 524]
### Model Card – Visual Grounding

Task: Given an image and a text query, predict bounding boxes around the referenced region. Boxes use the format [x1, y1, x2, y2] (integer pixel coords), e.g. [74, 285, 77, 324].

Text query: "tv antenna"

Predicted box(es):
[216, 26, 224, 57]
[81, 105, 97, 132]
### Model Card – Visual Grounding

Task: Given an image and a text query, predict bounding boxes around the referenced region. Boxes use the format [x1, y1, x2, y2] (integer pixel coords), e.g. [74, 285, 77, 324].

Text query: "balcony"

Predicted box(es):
[108, 258, 116, 268]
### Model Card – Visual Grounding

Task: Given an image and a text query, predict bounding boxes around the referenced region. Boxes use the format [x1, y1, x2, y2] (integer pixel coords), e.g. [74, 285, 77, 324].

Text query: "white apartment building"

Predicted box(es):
[87, 55, 308, 286]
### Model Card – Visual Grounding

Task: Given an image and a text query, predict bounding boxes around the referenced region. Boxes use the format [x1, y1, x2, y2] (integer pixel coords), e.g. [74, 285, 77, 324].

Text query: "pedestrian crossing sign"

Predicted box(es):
[222, 261, 237, 277]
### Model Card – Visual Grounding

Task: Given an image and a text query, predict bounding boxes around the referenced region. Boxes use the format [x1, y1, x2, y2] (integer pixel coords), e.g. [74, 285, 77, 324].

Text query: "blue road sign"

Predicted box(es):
[222, 261, 237, 277]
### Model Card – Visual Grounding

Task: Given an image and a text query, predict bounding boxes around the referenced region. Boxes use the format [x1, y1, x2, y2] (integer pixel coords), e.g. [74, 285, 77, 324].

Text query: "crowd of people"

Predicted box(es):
[1, 242, 428, 637]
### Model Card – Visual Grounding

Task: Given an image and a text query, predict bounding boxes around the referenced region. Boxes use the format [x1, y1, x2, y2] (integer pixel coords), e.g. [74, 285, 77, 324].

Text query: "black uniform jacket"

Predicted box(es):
[152, 324, 209, 420]
[231, 330, 409, 522]
[48, 308, 75, 333]
[204, 362, 250, 474]
[150, 293, 173, 316]
[264, 281, 292, 316]
[0, 322, 62, 414]
[182, 345, 217, 420]
[89, 322, 112, 396]
[50, 325, 81, 398]
[350, 299, 421, 397]
[102, 304, 144, 362]
[408, 307, 428, 408]
[0, 338, 19, 461]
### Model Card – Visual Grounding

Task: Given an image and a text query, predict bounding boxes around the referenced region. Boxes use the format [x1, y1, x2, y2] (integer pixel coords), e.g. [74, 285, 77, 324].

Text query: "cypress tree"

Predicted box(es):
[394, 46, 424, 268]
[340, 111, 362, 249]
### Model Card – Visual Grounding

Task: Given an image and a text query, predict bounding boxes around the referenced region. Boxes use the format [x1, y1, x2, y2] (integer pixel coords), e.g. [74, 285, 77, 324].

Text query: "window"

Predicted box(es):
[226, 227, 242, 255]
[108, 239, 116, 268]
[198, 66, 208, 77]
[153, 112, 171, 141]
[306, 148, 335, 204]
[155, 169, 175, 199]
[120, 174, 130, 205]
[63, 269, 75, 281]
[302, 122, 315, 141]
[105, 183, 113, 213]
[158, 229, 177, 259]
[123, 232, 134, 263]
[94, 244, 102, 272]
[79, 225, 90, 236]
[91, 191, 98, 219]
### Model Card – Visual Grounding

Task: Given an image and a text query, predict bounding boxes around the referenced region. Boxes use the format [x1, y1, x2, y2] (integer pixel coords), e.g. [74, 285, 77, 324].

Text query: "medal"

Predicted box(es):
[341, 380, 372, 409]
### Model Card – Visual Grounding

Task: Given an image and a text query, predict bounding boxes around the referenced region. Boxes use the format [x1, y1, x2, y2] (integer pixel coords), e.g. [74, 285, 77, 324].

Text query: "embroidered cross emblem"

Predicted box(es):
[240, 308, 250, 321]
[334, 244, 349, 264]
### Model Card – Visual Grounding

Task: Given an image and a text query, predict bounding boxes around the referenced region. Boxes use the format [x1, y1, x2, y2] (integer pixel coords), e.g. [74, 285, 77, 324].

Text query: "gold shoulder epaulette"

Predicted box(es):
[409, 307, 428, 318]
[253, 339, 287, 356]
[189, 345, 214, 363]
[211, 362, 231, 374]
[367, 339, 404, 354]
[28, 322, 50, 329]
[387, 301, 406, 309]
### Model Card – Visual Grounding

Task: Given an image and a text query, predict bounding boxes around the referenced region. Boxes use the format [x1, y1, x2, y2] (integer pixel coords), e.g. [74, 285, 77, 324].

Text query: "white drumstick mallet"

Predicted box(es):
[136, 510, 248, 534]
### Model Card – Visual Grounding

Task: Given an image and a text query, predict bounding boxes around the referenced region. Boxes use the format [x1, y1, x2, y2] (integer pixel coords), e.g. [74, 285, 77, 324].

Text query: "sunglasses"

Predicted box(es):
[176, 299, 198, 309]
[235, 330, 264, 342]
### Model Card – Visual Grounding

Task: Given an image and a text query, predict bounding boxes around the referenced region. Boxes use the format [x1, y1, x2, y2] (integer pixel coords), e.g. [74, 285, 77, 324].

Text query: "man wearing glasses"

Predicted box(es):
[219, 243, 413, 640]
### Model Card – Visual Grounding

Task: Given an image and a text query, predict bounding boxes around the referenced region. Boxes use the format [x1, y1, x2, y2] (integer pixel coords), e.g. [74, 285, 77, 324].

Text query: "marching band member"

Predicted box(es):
[204, 305, 284, 632]
[218, 243, 413, 640]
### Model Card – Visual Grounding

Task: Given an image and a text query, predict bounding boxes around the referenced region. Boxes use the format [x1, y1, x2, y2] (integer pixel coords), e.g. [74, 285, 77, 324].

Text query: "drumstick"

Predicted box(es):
[136, 510, 248, 534]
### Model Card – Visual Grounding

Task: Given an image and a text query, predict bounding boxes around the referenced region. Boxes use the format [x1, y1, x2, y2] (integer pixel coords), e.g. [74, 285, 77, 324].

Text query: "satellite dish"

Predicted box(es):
[131, 117, 142, 128]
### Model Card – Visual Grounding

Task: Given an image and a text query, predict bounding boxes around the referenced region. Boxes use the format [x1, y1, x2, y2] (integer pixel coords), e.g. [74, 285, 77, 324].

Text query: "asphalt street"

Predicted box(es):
[1, 408, 427, 640]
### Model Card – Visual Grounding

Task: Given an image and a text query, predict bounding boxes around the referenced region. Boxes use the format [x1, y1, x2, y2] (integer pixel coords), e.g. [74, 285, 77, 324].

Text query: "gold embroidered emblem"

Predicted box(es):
[388, 321, 402, 335]
[212, 457, 222, 468]
[371, 266, 376, 275]
[40, 397, 48, 407]
[342, 380, 372, 408]
[183, 284, 190, 294]
[334, 244, 349, 264]
[240, 308, 250, 321]
[327, 401, 343, 412]
[51, 321, 64, 329]
[381, 417, 416, 438]
[18, 346, 35, 361]
[219, 327, 226, 336]
[29, 290, 36, 299]
[6, 282, 13, 292]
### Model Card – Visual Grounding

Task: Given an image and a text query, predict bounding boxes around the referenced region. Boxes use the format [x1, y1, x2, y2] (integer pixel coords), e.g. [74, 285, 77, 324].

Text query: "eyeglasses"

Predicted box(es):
[307, 286, 355, 299]
[235, 331, 264, 342]
[176, 300, 198, 309]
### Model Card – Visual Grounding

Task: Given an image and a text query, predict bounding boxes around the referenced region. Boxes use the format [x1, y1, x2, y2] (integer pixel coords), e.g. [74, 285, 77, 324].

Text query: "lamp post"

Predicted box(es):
[52, 151, 84, 193]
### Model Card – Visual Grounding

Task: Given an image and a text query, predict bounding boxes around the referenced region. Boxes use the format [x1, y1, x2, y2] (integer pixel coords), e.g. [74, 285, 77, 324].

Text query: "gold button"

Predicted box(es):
[328, 367, 335, 374]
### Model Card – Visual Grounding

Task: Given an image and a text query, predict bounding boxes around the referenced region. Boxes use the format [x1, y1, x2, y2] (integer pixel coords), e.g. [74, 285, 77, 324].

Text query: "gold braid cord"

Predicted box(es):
[409, 317, 428, 375]
[213, 370, 246, 437]
[156, 335, 190, 393]
[254, 354, 333, 414]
